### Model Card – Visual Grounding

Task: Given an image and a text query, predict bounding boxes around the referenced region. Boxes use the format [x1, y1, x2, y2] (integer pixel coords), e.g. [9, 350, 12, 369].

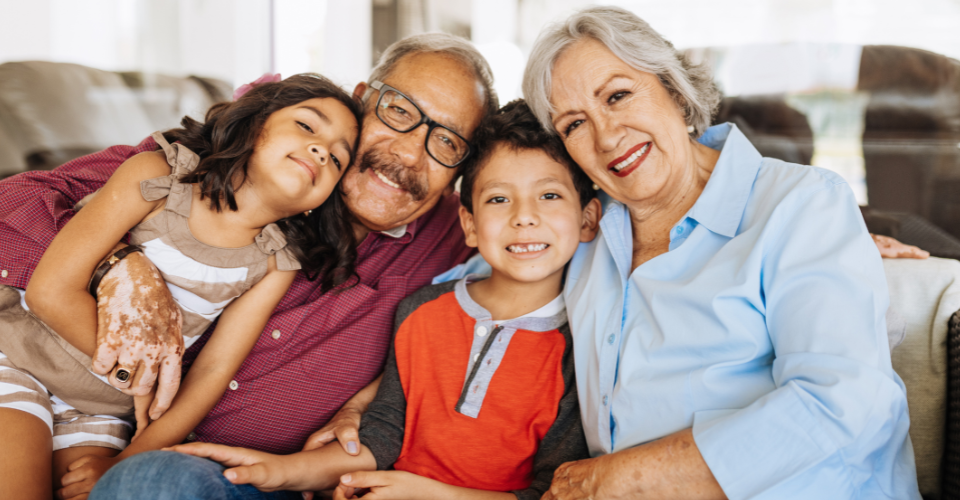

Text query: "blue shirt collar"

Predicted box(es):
[685, 123, 763, 238]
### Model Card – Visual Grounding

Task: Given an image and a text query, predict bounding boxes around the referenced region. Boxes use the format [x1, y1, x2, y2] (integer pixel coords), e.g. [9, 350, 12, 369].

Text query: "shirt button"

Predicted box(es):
[228, 380, 239, 390]
[607, 334, 615, 345]
[476, 326, 488, 337]
[676, 226, 684, 234]
[602, 395, 608, 406]
[271, 329, 281, 339]
[186, 432, 197, 441]
[0, 270, 7, 278]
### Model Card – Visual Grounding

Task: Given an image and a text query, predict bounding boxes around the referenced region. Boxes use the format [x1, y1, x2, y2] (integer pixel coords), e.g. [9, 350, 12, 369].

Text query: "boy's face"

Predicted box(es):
[460, 145, 601, 285]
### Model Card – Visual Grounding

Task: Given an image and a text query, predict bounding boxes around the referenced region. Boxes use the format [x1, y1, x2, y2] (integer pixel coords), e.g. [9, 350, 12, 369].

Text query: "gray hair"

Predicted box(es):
[367, 32, 499, 117]
[522, 6, 720, 138]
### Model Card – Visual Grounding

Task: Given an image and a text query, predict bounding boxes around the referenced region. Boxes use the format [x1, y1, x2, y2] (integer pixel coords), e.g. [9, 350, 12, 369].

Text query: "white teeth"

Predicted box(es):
[612, 143, 650, 172]
[507, 243, 548, 253]
[375, 169, 401, 189]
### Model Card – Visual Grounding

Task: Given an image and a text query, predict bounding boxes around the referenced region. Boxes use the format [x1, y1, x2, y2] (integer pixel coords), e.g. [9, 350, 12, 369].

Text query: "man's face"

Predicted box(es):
[342, 52, 486, 234]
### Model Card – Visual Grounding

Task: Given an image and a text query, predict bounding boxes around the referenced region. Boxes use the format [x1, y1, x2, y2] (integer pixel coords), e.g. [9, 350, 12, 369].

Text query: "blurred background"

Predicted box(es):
[1, 0, 959, 240]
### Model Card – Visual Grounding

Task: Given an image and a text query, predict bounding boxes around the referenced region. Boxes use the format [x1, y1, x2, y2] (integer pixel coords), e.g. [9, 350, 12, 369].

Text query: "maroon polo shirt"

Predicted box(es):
[0, 136, 473, 453]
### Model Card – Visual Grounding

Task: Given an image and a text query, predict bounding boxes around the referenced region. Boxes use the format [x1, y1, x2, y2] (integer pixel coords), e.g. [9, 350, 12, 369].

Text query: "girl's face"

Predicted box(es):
[247, 97, 359, 217]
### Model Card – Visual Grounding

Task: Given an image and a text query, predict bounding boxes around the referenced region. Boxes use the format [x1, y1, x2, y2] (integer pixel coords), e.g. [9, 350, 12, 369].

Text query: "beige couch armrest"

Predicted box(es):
[886, 257, 960, 499]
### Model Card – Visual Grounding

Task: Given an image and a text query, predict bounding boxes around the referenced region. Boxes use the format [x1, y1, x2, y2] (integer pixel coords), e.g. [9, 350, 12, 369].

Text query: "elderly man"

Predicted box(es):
[0, 33, 495, 499]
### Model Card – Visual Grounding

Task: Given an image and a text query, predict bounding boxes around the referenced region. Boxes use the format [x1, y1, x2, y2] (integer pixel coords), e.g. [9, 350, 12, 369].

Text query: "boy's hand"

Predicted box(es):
[57, 455, 121, 500]
[167, 443, 291, 492]
[333, 471, 443, 500]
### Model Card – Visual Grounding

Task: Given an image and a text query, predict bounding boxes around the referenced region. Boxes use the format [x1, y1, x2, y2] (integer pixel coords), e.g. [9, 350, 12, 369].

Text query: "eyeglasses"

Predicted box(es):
[369, 81, 472, 168]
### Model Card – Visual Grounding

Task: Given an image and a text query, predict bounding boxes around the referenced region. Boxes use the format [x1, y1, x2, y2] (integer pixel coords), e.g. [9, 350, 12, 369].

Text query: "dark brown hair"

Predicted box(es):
[163, 73, 363, 293]
[459, 99, 596, 213]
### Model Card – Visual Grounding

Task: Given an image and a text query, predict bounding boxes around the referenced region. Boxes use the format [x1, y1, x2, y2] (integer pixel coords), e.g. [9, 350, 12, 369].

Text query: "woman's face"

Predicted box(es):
[550, 38, 694, 207]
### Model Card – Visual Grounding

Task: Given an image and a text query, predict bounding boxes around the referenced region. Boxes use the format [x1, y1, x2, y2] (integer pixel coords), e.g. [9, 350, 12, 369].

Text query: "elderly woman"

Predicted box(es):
[522, 6, 921, 500]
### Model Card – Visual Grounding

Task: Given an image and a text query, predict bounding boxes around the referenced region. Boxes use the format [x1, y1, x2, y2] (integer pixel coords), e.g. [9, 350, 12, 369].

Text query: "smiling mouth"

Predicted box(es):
[609, 142, 651, 173]
[507, 243, 549, 253]
[291, 156, 317, 181]
[373, 168, 402, 190]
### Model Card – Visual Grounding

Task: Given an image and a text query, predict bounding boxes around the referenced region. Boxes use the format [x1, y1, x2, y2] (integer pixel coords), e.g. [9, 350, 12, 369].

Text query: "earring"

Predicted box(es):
[686, 125, 695, 134]
[303, 209, 312, 217]
[592, 183, 599, 191]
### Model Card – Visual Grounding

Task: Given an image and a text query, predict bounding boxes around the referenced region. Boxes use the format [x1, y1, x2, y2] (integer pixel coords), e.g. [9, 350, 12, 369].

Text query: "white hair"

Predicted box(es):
[367, 32, 499, 116]
[522, 6, 720, 138]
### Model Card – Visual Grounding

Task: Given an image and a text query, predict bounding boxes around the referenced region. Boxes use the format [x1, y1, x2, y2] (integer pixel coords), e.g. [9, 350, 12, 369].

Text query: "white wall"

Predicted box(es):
[516, 0, 960, 60]
[0, 0, 271, 86]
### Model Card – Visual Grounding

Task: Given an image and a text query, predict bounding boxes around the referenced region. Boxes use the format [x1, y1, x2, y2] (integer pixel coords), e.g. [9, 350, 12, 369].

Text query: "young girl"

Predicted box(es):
[0, 73, 363, 500]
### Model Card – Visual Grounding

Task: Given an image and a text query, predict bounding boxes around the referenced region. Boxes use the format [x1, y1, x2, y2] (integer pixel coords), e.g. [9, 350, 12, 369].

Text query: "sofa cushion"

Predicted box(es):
[887, 257, 960, 498]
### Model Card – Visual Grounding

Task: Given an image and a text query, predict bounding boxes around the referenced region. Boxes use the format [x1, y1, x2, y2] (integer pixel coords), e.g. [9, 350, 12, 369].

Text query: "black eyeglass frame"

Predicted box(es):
[369, 80, 472, 169]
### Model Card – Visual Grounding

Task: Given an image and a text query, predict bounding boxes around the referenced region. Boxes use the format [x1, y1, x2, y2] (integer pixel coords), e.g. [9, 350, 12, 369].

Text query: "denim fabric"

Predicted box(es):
[90, 451, 301, 500]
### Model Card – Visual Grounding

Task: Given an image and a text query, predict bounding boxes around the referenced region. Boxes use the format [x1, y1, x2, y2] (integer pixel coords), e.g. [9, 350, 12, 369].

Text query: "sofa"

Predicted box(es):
[1, 57, 958, 498]
[0, 60, 231, 178]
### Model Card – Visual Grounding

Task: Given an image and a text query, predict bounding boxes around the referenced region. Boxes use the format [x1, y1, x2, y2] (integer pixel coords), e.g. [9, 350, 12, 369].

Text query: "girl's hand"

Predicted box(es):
[131, 392, 156, 441]
[333, 471, 444, 500]
[167, 443, 292, 492]
[57, 455, 121, 500]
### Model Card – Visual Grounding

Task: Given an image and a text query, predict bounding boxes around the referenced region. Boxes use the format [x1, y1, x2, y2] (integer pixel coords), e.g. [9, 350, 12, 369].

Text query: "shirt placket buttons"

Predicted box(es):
[228, 380, 239, 390]
[271, 329, 281, 340]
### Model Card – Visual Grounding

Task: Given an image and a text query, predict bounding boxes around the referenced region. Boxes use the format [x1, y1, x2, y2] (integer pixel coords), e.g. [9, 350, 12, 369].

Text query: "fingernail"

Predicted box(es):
[342, 474, 352, 484]
[224, 470, 236, 481]
[347, 441, 358, 454]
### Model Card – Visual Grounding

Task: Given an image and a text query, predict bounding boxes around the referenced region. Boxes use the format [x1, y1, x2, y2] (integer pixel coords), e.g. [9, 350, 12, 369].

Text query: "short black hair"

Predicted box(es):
[459, 99, 595, 213]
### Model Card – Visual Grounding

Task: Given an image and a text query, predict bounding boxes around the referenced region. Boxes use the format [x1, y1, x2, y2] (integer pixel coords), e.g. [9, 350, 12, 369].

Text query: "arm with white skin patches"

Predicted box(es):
[25, 152, 187, 424]
[94, 243, 184, 430]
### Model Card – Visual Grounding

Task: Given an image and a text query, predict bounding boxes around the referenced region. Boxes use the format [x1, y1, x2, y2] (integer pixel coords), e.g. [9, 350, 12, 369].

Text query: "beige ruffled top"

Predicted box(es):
[128, 132, 301, 344]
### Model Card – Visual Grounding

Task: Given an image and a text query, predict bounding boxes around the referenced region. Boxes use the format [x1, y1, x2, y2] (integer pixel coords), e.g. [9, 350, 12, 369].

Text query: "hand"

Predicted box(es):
[167, 443, 292, 492]
[131, 391, 157, 441]
[542, 456, 618, 500]
[57, 455, 121, 500]
[333, 470, 442, 500]
[91, 245, 184, 420]
[871, 234, 930, 259]
[302, 405, 363, 455]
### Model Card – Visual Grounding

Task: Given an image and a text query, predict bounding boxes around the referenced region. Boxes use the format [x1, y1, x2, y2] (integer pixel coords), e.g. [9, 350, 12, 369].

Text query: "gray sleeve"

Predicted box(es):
[512, 323, 590, 500]
[358, 341, 406, 469]
[358, 281, 460, 470]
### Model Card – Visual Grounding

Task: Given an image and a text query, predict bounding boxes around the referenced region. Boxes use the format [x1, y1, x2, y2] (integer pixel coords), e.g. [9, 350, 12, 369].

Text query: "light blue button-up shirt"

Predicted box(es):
[435, 123, 920, 499]
[565, 123, 919, 499]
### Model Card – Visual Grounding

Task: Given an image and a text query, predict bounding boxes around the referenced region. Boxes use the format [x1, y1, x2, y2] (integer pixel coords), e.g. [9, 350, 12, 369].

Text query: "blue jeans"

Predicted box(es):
[90, 450, 302, 500]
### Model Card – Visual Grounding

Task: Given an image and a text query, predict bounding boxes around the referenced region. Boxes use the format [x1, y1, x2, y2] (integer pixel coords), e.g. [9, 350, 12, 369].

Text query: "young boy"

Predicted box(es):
[169, 100, 602, 500]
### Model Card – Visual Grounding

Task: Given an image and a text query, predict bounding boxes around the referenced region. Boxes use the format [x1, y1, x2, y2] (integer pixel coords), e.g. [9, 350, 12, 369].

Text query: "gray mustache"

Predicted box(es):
[358, 150, 429, 202]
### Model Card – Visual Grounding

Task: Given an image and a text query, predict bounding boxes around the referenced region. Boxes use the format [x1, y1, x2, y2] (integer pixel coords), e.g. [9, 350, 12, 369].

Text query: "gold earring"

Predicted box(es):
[303, 209, 312, 216]
[592, 183, 599, 191]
